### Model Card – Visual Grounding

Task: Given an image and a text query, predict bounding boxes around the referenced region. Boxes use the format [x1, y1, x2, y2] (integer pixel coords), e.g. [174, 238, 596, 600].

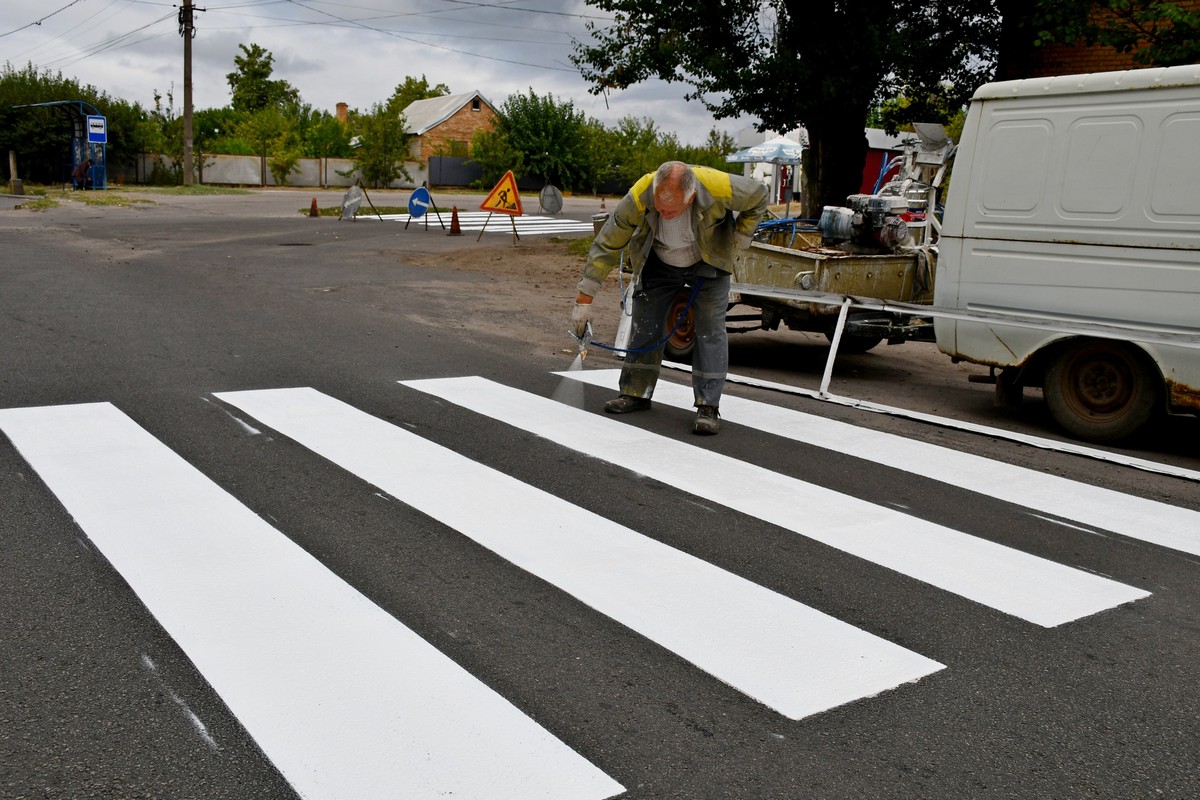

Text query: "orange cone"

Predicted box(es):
[309, 197, 319, 218]
[448, 206, 463, 236]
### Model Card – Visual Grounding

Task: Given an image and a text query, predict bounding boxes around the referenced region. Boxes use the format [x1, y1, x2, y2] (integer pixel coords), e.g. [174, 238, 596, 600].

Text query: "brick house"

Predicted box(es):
[401, 91, 498, 162]
[1001, 0, 1200, 79]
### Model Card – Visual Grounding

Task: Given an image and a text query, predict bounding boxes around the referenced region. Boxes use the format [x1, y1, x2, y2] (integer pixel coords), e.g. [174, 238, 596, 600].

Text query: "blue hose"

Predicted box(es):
[588, 278, 704, 355]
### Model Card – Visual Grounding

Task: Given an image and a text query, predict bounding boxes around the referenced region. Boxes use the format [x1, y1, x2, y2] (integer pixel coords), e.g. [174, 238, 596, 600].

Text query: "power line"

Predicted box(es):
[281, 0, 578, 72]
[0, 0, 91, 38]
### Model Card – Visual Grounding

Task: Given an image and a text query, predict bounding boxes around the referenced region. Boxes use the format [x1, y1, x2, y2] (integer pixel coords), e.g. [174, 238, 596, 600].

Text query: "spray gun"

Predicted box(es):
[568, 321, 593, 362]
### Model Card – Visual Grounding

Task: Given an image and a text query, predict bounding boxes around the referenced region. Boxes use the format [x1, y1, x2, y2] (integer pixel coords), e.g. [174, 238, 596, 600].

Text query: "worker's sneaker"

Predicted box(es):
[604, 394, 651, 414]
[692, 405, 720, 435]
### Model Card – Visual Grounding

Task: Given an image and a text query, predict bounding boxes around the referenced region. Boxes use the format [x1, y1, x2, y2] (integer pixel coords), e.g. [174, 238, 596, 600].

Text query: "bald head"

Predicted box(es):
[652, 161, 696, 219]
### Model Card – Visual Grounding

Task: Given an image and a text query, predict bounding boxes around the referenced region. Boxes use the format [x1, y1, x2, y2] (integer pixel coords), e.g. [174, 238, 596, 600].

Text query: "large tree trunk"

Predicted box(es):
[800, 109, 869, 219]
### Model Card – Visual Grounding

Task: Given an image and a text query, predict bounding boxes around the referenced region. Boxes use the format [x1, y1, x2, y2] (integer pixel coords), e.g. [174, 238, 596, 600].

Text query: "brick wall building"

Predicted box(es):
[1020, 0, 1200, 78]
[401, 91, 498, 162]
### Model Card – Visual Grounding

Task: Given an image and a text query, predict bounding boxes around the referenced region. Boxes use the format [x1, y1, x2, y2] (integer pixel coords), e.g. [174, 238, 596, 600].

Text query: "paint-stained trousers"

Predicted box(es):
[618, 255, 730, 407]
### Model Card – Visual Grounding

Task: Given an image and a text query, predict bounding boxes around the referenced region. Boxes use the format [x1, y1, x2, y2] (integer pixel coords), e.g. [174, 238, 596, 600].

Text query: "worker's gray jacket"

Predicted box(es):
[578, 165, 769, 297]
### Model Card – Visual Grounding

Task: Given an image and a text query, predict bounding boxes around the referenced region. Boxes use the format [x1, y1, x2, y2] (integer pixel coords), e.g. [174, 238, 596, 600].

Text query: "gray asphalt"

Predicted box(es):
[1, 189, 1198, 800]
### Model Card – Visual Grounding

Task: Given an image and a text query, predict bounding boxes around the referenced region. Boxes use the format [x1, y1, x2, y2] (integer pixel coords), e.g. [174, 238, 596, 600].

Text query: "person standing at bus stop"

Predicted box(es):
[72, 158, 92, 190]
[570, 161, 768, 435]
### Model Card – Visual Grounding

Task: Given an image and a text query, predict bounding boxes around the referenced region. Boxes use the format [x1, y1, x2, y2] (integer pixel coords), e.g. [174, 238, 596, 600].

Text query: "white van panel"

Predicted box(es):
[936, 66, 1200, 421]
[958, 88, 1200, 250]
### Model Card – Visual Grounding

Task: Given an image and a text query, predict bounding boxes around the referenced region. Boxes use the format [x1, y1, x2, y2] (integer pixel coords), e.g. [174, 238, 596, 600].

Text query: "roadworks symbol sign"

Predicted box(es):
[480, 170, 523, 216]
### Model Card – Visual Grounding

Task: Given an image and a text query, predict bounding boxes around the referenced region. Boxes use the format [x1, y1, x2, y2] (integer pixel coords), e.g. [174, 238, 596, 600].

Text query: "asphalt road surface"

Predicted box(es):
[2, 189, 1198, 800]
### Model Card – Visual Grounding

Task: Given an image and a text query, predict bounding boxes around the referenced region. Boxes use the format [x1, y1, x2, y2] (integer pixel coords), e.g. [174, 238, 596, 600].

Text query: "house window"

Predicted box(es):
[471, 98, 481, 112]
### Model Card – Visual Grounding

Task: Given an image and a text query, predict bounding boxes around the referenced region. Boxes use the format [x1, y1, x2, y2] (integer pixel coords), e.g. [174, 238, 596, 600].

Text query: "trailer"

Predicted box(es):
[663, 124, 953, 361]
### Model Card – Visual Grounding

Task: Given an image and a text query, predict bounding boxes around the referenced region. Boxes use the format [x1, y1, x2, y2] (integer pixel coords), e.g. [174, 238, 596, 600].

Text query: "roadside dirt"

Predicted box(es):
[402, 236, 990, 405]
[394, 232, 1199, 472]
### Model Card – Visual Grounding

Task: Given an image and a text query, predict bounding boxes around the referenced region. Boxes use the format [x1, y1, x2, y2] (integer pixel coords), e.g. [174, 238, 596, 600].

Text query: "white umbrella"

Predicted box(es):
[725, 135, 805, 165]
[726, 136, 805, 216]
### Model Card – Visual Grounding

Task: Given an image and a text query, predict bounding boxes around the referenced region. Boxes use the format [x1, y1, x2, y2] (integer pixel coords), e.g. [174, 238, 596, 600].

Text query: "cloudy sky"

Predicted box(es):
[1, 0, 762, 145]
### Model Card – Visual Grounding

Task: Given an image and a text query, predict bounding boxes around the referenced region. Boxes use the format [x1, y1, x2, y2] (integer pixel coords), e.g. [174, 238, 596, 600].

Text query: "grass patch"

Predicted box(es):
[564, 236, 594, 257]
[117, 184, 252, 196]
[16, 194, 60, 211]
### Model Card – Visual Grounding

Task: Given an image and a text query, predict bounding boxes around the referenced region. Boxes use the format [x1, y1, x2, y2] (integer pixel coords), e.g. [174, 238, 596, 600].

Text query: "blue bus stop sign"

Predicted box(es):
[87, 115, 107, 144]
[407, 186, 431, 218]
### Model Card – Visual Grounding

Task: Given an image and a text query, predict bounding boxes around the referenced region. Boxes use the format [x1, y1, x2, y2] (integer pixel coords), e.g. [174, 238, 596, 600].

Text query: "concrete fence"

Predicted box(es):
[109, 153, 431, 189]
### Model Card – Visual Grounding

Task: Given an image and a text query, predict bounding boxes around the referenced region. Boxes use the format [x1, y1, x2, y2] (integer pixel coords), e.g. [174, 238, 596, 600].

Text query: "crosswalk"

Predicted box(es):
[2, 370, 1196, 800]
[366, 210, 597, 235]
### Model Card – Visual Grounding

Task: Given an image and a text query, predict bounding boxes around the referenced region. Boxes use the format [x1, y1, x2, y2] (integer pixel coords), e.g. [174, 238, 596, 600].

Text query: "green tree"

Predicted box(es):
[468, 128, 525, 189]
[573, 0, 1002, 216]
[386, 75, 450, 115]
[347, 103, 411, 188]
[0, 62, 158, 184]
[226, 43, 300, 113]
[495, 89, 590, 187]
[998, 0, 1200, 77]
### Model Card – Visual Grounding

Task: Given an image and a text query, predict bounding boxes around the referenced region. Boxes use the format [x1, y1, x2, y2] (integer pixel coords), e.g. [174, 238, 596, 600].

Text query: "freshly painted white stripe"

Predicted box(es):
[216, 387, 944, 721]
[680, 364, 1200, 483]
[405, 376, 1149, 628]
[0, 402, 623, 800]
[562, 369, 1200, 557]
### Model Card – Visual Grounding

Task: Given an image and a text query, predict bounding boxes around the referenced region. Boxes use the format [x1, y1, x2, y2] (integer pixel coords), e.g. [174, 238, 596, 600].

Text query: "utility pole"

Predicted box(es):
[179, 0, 202, 185]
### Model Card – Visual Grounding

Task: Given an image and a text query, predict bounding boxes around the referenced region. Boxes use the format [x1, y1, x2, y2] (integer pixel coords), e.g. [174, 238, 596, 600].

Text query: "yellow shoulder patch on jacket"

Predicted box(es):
[692, 165, 733, 201]
[630, 172, 655, 212]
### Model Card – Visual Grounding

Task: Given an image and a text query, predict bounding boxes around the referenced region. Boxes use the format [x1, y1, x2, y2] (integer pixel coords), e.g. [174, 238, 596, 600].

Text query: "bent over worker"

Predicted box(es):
[570, 161, 768, 435]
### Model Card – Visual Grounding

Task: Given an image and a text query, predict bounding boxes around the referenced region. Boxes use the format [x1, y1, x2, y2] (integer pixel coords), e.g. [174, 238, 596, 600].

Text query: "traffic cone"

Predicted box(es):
[448, 206, 463, 236]
[309, 197, 319, 218]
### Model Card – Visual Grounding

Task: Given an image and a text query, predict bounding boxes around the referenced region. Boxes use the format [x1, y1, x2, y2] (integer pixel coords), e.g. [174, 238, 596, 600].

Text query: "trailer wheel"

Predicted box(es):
[824, 330, 883, 354]
[1043, 339, 1161, 442]
[663, 289, 696, 362]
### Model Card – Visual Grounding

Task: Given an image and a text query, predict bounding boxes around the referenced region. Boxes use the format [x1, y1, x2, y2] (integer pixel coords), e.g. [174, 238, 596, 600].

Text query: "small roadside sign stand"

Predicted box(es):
[340, 180, 383, 221]
[477, 170, 524, 244]
[539, 184, 563, 215]
[405, 183, 446, 231]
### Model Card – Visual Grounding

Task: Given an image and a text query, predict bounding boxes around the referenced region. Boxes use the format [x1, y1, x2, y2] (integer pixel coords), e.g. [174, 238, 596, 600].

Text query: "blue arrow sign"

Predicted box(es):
[407, 186, 431, 218]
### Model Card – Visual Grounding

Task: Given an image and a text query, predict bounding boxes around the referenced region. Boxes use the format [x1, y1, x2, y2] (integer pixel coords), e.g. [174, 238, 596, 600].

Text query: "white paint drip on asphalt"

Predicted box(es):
[140, 654, 220, 751]
[0, 402, 623, 800]
[216, 386, 945, 721]
[408, 375, 1149, 628]
[560, 369, 1200, 558]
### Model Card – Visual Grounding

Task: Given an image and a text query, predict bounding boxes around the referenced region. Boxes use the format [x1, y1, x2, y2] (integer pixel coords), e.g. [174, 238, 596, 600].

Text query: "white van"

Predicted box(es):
[934, 64, 1200, 442]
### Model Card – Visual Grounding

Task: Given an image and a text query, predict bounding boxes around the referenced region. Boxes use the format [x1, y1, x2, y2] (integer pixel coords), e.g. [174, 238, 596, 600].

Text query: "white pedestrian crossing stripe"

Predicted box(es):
[367, 210, 596, 235]
[0, 373, 1177, 800]
[560, 369, 1200, 558]
[215, 387, 946, 721]
[0, 402, 624, 800]
[402, 376, 1149, 627]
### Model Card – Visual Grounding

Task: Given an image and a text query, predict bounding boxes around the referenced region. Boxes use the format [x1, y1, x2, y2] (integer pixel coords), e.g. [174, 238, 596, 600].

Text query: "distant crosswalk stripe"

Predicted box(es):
[216, 387, 945, 721]
[0, 402, 623, 800]
[401, 377, 1149, 628]
[367, 212, 595, 234]
[563, 369, 1200, 558]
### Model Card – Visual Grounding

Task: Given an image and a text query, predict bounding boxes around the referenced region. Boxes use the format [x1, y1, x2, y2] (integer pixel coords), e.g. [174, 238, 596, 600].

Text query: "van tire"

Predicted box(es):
[1044, 340, 1161, 442]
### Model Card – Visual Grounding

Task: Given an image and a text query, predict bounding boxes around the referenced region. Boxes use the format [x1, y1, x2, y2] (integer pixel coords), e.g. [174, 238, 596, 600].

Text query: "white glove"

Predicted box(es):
[570, 302, 592, 338]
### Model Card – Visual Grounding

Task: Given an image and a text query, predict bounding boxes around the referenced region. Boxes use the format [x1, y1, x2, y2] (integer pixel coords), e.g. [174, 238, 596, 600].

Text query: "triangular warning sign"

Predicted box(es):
[480, 170, 523, 216]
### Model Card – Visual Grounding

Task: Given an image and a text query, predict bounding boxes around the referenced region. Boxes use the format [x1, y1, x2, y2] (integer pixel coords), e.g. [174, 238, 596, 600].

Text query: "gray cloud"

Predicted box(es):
[1, 0, 756, 144]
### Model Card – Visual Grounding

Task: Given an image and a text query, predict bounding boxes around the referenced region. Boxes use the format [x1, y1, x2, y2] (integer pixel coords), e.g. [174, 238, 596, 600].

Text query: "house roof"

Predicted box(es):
[401, 91, 495, 135]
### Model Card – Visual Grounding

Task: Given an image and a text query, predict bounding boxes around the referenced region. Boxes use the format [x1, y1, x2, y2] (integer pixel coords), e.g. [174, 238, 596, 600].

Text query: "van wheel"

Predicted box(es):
[663, 290, 696, 362]
[1044, 340, 1161, 442]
